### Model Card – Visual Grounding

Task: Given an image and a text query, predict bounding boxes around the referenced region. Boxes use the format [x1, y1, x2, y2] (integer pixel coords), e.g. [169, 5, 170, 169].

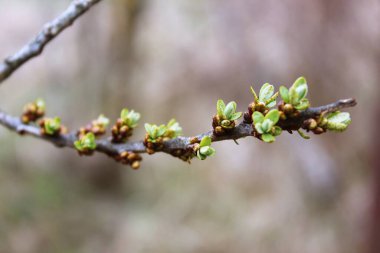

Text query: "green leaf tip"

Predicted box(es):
[250, 86, 259, 102]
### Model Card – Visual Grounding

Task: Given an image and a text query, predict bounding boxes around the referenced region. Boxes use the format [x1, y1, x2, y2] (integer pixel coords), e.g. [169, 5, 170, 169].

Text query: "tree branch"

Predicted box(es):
[0, 0, 102, 84]
[0, 98, 356, 161]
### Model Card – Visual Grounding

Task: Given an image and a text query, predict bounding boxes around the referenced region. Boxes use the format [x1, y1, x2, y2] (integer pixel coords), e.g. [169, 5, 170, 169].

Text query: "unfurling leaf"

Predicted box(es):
[262, 133, 275, 143]
[279, 86, 289, 103]
[224, 101, 237, 119]
[326, 112, 351, 132]
[200, 136, 212, 147]
[216, 99, 226, 118]
[259, 83, 274, 102]
[252, 111, 264, 124]
[264, 109, 280, 125]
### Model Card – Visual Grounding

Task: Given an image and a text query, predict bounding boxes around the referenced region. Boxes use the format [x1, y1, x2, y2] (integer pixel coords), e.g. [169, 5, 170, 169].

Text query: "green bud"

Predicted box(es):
[44, 117, 61, 135]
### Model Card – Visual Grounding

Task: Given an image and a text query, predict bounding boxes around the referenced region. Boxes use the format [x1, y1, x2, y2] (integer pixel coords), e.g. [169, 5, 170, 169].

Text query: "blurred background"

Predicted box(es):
[0, 0, 378, 252]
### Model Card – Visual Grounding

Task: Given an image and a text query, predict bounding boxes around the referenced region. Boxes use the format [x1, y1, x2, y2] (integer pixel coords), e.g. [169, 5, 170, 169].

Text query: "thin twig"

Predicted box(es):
[0, 98, 356, 160]
[0, 0, 102, 84]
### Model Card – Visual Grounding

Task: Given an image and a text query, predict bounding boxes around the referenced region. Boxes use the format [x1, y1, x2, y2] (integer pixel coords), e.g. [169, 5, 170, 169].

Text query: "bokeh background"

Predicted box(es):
[0, 0, 378, 252]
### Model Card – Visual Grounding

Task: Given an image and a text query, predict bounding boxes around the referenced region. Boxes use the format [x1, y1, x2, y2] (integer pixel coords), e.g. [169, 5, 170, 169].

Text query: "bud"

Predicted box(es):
[131, 161, 140, 170]
[283, 104, 294, 114]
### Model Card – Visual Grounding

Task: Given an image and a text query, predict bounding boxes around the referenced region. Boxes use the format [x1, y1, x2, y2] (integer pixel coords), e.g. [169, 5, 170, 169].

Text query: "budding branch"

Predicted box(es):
[0, 98, 356, 160]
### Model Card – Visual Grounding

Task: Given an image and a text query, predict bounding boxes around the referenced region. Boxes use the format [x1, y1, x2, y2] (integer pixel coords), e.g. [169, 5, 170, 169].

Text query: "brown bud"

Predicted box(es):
[243, 112, 252, 123]
[127, 152, 138, 161]
[212, 115, 220, 128]
[279, 111, 286, 120]
[21, 115, 29, 124]
[278, 102, 285, 111]
[131, 161, 140, 170]
[120, 151, 129, 158]
[146, 148, 155, 155]
[313, 127, 325, 135]
[116, 118, 123, 127]
[305, 119, 317, 130]
[190, 137, 199, 144]
[248, 103, 255, 114]
[60, 126, 68, 134]
[120, 125, 129, 134]
[214, 126, 224, 135]
[283, 104, 294, 114]
[192, 143, 200, 152]
[256, 102, 266, 112]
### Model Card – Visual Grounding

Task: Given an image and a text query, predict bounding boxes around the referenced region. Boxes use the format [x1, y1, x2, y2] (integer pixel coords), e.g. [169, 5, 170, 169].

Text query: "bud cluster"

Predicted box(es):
[243, 84, 278, 124]
[78, 114, 109, 138]
[74, 132, 97, 155]
[212, 99, 242, 135]
[21, 98, 45, 124]
[144, 119, 182, 154]
[111, 108, 140, 143]
[115, 151, 142, 170]
[39, 117, 66, 136]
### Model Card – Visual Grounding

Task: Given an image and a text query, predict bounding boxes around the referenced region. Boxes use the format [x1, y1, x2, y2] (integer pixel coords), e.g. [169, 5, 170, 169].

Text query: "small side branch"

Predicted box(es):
[0, 98, 356, 160]
[0, 0, 102, 84]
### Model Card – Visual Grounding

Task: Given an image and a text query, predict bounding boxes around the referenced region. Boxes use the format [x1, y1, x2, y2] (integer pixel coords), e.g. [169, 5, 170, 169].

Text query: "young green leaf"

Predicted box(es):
[120, 108, 129, 121]
[229, 112, 243, 121]
[166, 119, 182, 138]
[264, 109, 280, 125]
[279, 86, 289, 103]
[293, 77, 308, 100]
[265, 92, 279, 108]
[216, 99, 226, 118]
[261, 133, 275, 143]
[200, 136, 212, 147]
[224, 101, 237, 119]
[157, 125, 167, 137]
[121, 108, 140, 128]
[272, 126, 282, 136]
[255, 123, 264, 134]
[294, 98, 309, 110]
[261, 119, 273, 133]
[326, 112, 351, 132]
[259, 83, 274, 102]
[289, 77, 308, 105]
[252, 111, 264, 124]
[144, 123, 154, 136]
[96, 114, 110, 127]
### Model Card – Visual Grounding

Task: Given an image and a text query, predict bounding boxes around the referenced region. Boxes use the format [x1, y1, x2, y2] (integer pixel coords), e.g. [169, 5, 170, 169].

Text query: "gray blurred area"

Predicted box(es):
[0, 0, 378, 252]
